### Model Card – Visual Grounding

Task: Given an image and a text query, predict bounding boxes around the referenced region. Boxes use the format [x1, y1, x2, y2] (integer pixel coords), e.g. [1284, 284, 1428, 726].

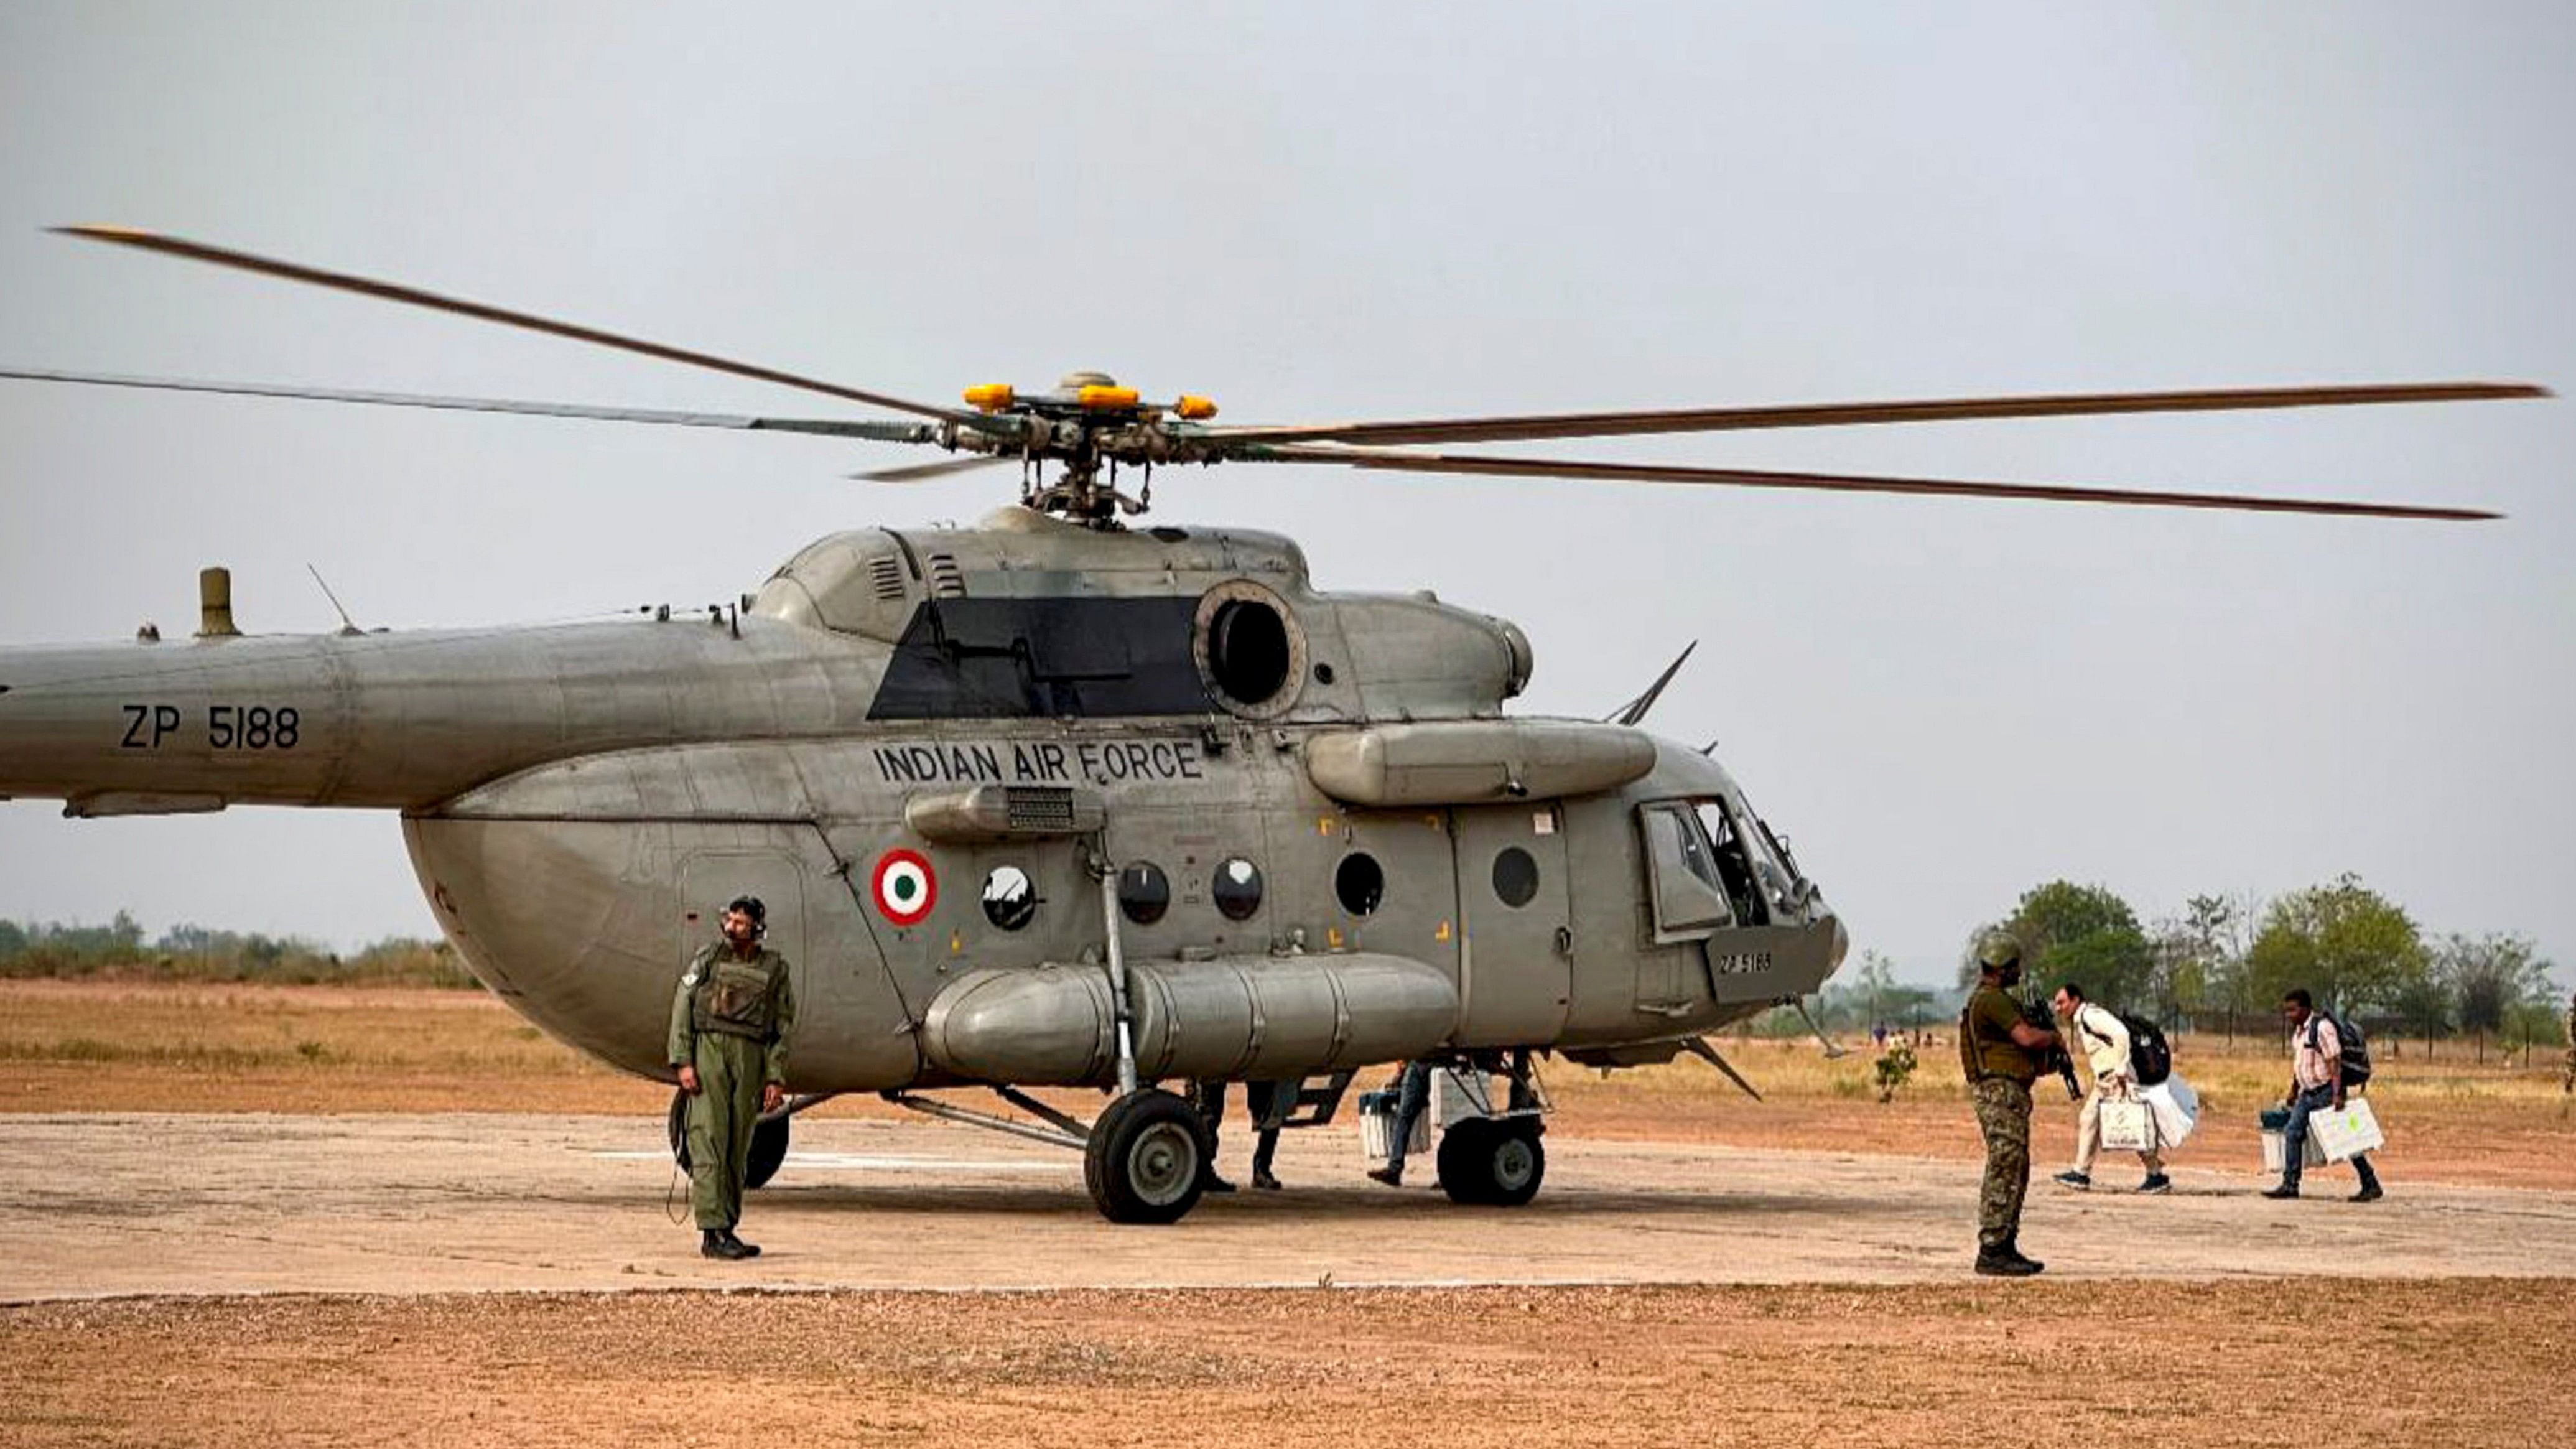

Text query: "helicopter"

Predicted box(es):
[0, 226, 2547, 1223]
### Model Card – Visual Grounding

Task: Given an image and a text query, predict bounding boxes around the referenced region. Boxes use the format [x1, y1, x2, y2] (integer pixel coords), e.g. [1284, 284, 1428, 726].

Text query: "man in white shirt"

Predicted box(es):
[2048, 981, 2170, 1194]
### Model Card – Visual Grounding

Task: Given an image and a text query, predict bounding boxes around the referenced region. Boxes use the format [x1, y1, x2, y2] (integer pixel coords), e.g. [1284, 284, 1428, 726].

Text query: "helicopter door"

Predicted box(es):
[1637, 802, 1730, 1011]
[1451, 803, 1571, 1046]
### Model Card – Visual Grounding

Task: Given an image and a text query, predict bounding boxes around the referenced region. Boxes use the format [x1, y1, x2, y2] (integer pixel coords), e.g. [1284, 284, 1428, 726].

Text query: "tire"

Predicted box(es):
[1084, 1088, 1208, 1225]
[746, 1111, 789, 1190]
[666, 1087, 790, 1190]
[1438, 1116, 1545, 1208]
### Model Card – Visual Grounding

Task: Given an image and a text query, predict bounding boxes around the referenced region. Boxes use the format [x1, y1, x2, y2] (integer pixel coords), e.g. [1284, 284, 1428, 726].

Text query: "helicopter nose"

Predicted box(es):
[1825, 914, 1851, 975]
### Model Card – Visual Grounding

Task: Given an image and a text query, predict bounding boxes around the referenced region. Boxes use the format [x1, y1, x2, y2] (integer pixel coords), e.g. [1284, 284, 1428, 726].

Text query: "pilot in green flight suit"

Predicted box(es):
[669, 895, 797, 1261]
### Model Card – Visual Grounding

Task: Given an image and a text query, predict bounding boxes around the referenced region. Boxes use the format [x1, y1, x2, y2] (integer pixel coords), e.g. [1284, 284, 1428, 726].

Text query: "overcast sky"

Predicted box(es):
[2, 3, 2569, 990]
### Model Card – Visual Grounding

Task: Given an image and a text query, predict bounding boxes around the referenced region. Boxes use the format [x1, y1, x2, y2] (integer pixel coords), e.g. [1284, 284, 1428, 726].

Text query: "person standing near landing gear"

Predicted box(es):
[1959, 933, 2062, 1276]
[669, 895, 798, 1260]
[1367, 1060, 1435, 1187]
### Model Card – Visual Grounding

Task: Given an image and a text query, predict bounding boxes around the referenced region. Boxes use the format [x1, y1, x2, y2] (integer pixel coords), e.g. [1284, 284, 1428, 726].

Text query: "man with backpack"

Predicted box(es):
[2047, 981, 2172, 1195]
[2266, 987, 2383, 1203]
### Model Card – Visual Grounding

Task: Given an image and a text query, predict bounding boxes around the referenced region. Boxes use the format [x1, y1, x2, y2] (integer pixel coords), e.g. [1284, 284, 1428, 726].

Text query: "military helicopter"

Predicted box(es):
[0, 228, 2545, 1223]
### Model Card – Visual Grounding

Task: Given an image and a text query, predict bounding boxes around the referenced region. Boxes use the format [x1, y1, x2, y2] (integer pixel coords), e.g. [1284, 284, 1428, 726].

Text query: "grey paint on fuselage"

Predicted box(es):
[1, 505, 1846, 1094]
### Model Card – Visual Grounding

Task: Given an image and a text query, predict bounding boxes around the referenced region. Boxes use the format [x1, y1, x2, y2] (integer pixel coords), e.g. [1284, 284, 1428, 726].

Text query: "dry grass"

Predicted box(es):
[3, 980, 2569, 1186]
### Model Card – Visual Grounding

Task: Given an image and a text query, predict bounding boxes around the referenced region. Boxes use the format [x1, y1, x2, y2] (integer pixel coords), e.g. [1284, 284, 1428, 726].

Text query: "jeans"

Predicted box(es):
[1386, 1061, 1434, 1170]
[2282, 1083, 2379, 1191]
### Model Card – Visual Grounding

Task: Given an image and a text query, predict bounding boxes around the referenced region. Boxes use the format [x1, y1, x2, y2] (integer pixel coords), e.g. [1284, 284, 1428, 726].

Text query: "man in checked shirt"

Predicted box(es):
[2263, 987, 2383, 1203]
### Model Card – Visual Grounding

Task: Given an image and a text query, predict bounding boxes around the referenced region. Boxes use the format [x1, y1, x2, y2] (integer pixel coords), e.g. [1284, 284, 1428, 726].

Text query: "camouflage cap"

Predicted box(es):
[1975, 931, 2022, 970]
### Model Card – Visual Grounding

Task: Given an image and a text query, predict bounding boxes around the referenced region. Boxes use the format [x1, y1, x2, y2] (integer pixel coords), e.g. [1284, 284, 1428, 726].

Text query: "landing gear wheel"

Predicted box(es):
[1438, 1117, 1546, 1207]
[746, 1111, 789, 1190]
[664, 1088, 791, 1190]
[1084, 1088, 1209, 1225]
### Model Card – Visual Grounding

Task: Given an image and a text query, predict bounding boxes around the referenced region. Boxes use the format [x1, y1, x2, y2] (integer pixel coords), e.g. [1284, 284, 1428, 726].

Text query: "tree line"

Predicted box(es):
[0, 911, 473, 987]
[1958, 875, 2566, 1058]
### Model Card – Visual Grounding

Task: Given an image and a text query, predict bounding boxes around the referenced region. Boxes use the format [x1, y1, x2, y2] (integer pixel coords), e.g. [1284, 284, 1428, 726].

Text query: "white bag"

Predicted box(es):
[2140, 1074, 2198, 1150]
[2099, 1097, 2156, 1152]
[2308, 1097, 2384, 1162]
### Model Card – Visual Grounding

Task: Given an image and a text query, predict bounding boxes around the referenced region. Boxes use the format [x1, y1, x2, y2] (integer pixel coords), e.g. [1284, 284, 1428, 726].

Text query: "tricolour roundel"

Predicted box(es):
[872, 849, 937, 926]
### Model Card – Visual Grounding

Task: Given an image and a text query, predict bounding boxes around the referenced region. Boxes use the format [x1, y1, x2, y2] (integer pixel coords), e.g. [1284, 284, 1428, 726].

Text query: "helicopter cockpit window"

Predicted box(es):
[982, 865, 1037, 931]
[1691, 801, 1768, 926]
[1640, 803, 1730, 943]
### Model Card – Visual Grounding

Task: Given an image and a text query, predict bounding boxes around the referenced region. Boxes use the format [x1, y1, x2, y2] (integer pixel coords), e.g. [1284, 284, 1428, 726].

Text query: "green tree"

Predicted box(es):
[2003, 880, 2154, 1009]
[2242, 874, 2427, 1016]
[2439, 932, 2554, 1061]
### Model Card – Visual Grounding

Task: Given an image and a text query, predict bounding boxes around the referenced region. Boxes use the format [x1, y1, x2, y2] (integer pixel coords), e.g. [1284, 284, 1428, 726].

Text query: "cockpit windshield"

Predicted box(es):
[1693, 796, 1806, 926]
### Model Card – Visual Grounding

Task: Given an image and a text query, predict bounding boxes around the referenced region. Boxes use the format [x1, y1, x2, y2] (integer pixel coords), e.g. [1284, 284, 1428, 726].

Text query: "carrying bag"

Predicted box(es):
[2309, 1097, 2384, 1162]
[2121, 1012, 2172, 1086]
[2312, 1012, 2374, 1086]
[2099, 1097, 2157, 1152]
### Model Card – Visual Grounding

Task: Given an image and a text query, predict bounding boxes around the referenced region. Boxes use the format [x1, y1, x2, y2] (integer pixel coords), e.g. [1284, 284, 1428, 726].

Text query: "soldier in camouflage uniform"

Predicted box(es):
[2562, 991, 2574, 1097]
[669, 895, 797, 1261]
[1959, 933, 2060, 1276]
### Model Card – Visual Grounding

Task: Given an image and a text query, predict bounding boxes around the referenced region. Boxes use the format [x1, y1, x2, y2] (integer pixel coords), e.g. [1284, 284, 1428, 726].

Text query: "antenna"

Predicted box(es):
[305, 564, 365, 636]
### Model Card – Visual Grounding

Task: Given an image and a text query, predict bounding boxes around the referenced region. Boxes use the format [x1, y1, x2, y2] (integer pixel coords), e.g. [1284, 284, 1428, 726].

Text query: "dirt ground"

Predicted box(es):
[2, 980, 2572, 1446]
[11, 1279, 2573, 1448]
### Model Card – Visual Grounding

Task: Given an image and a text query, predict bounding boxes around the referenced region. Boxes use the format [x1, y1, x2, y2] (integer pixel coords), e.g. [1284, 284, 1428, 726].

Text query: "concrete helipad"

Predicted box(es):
[6, 1111, 2572, 1302]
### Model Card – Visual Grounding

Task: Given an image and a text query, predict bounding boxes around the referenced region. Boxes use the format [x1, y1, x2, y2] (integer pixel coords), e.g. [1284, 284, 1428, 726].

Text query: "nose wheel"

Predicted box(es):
[1083, 1088, 1209, 1224]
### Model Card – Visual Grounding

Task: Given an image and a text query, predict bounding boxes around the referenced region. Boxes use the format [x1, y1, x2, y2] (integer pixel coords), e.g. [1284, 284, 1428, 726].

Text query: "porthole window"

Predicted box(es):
[1208, 599, 1291, 703]
[982, 865, 1036, 931]
[1212, 857, 1264, 921]
[1491, 847, 1540, 909]
[1118, 861, 1171, 925]
[1334, 852, 1385, 916]
[1194, 582, 1307, 719]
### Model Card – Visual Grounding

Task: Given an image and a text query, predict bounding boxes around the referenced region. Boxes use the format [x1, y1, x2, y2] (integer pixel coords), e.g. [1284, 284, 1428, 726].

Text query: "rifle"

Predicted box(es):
[2020, 994, 2080, 1101]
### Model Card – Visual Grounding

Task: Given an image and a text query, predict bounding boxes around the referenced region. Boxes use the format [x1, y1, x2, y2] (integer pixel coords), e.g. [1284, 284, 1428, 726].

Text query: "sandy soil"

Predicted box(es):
[9, 1279, 2572, 1449]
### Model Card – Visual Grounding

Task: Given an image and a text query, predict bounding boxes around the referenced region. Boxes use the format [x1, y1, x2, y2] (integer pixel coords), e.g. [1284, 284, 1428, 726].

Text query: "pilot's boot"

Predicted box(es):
[1367, 1162, 1403, 1187]
[701, 1230, 752, 1262]
[723, 1229, 762, 1258]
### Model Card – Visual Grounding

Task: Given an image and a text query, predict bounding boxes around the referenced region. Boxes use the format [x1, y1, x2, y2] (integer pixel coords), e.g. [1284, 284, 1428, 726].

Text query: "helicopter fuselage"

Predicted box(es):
[0, 505, 1846, 1094]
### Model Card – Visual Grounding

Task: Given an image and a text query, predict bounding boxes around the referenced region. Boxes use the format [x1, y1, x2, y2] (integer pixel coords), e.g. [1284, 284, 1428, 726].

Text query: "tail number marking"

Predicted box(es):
[119, 704, 302, 750]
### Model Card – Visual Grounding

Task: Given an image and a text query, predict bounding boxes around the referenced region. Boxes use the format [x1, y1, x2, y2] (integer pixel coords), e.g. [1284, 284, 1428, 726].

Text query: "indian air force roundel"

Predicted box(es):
[872, 849, 937, 926]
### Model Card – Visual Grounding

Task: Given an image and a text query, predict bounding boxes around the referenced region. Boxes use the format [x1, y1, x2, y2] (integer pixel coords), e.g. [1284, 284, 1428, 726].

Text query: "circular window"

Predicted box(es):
[1209, 600, 1290, 702]
[1117, 861, 1171, 925]
[1212, 857, 1264, 921]
[1194, 582, 1307, 719]
[1334, 852, 1385, 916]
[982, 865, 1036, 931]
[1491, 847, 1540, 909]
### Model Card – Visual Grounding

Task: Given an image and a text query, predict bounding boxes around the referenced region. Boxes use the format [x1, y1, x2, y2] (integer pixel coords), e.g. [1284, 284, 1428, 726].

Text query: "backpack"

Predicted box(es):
[2120, 1012, 2172, 1087]
[2312, 1012, 2374, 1086]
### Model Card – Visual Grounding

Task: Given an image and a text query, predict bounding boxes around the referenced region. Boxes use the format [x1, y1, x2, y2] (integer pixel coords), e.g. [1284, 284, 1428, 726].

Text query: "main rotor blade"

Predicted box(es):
[0, 366, 939, 441]
[850, 454, 1013, 483]
[1250, 444, 2501, 521]
[1207, 381, 2549, 448]
[52, 225, 972, 425]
